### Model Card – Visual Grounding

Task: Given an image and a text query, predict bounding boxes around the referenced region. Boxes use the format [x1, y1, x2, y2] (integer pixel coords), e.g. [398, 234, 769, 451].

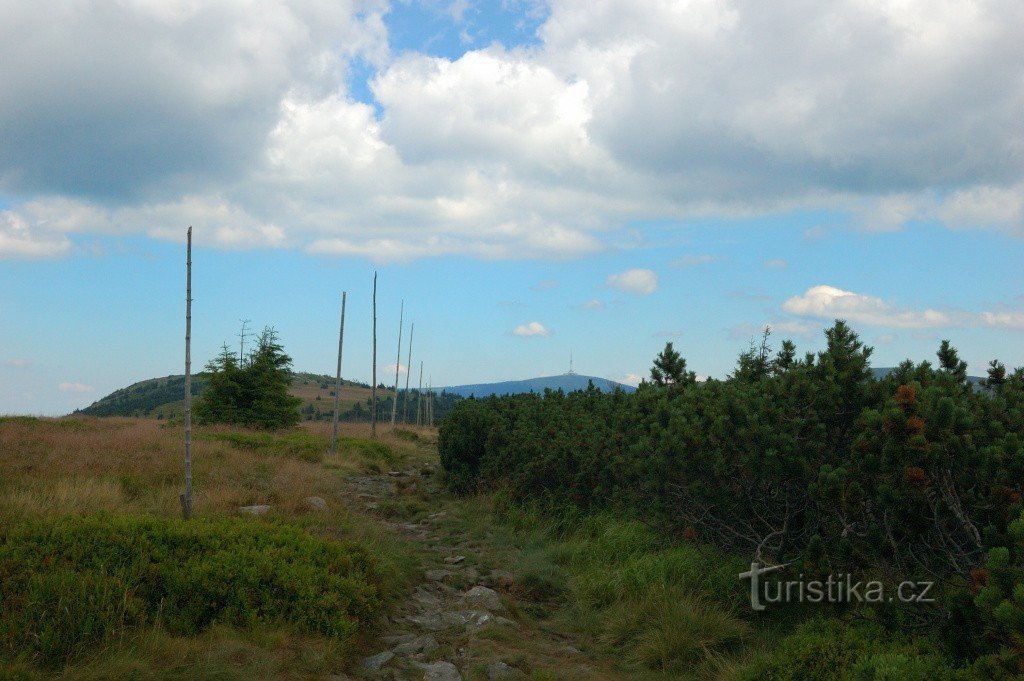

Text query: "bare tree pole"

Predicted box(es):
[402, 322, 414, 423]
[330, 292, 347, 454]
[427, 375, 434, 427]
[416, 361, 424, 427]
[238, 318, 251, 365]
[371, 272, 378, 439]
[389, 300, 404, 429]
[179, 226, 193, 520]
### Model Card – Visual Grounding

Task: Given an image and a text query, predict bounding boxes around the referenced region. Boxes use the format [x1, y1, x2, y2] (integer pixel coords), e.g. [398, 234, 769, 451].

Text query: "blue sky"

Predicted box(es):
[1, 0, 1022, 414]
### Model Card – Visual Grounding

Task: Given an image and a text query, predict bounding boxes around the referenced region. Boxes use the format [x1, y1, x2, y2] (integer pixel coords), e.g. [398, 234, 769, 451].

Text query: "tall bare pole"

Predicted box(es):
[330, 292, 347, 454]
[427, 375, 434, 427]
[402, 323, 414, 423]
[371, 272, 378, 439]
[416, 361, 424, 426]
[389, 300, 404, 429]
[180, 226, 193, 520]
[238, 319, 251, 365]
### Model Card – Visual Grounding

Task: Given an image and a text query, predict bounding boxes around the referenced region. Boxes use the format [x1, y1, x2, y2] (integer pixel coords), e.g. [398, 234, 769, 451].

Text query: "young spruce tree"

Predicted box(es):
[195, 327, 301, 429]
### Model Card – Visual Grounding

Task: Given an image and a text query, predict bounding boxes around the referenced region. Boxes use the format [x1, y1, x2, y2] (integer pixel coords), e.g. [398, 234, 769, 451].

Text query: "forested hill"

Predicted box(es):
[444, 373, 636, 398]
[76, 372, 373, 419]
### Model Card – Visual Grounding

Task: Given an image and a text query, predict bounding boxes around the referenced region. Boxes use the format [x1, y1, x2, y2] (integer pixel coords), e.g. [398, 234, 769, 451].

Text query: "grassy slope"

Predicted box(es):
[0, 417, 967, 680]
[0, 416, 427, 679]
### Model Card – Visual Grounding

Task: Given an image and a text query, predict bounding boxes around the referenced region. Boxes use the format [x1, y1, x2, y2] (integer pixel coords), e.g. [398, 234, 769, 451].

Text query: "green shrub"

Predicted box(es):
[738, 619, 962, 681]
[0, 515, 384, 666]
[335, 437, 398, 464]
[600, 588, 748, 673]
[201, 431, 324, 463]
[438, 321, 1024, 664]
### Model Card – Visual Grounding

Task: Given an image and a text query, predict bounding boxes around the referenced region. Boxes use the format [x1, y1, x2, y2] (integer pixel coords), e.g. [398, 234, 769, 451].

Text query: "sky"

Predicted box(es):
[1, 0, 1022, 415]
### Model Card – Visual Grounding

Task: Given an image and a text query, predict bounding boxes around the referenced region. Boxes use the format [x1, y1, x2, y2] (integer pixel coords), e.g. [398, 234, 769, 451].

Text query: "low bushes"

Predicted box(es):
[0, 515, 385, 666]
[739, 619, 961, 681]
[200, 430, 325, 462]
[439, 321, 1024, 671]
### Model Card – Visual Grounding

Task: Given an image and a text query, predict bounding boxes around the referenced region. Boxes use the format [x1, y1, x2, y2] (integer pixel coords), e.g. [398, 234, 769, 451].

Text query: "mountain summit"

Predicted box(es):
[443, 374, 635, 398]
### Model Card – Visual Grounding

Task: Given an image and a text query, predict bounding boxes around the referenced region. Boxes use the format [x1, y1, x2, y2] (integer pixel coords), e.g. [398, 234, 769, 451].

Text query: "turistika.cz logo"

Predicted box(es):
[738, 561, 935, 611]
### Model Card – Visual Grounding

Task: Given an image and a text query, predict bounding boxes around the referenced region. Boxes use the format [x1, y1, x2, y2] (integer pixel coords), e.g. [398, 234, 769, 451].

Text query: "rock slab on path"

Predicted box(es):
[392, 633, 439, 656]
[361, 650, 394, 671]
[461, 585, 504, 611]
[487, 661, 526, 680]
[411, 660, 462, 681]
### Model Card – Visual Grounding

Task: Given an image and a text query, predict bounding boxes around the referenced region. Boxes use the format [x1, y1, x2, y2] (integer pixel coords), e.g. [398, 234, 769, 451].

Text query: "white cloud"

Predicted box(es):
[1, 0, 1023, 260]
[606, 268, 658, 295]
[0, 212, 71, 259]
[764, 258, 788, 269]
[938, 183, 1024, 235]
[619, 373, 644, 387]
[783, 285, 1024, 329]
[531, 279, 559, 291]
[383, 363, 408, 376]
[672, 254, 716, 267]
[581, 299, 604, 310]
[511, 321, 551, 337]
[58, 382, 93, 393]
[4, 358, 32, 368]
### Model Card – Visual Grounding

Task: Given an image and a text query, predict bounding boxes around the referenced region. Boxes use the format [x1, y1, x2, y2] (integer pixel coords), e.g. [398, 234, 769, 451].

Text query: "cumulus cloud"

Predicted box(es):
[1, 0, 1023, 260]
[511, 321, 550, 337]
[606, 268, 658, 295]
[783, 285, 1024, 329]
[619, 373, 644, 387]
[58, 382, 93, 393]
[0, 212, 71, 259]
[937, 183, 1024, 235]
[580, 299, 604, 310]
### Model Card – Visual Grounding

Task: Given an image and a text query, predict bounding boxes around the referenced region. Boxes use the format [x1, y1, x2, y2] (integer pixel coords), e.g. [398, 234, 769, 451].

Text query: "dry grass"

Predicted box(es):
[0, 416, 433, 521]
[0, 415, 433, 678]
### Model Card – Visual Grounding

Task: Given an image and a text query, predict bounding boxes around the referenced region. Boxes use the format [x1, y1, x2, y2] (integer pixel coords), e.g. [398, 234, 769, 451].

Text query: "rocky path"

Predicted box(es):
[331, 461, 604, 681]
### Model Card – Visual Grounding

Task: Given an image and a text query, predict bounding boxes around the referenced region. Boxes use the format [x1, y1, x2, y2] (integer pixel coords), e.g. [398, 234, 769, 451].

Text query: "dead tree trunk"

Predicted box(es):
[389, 300, 403, 429]
[180, 226, 193, 520]
[371, 272, 378, 439]
[427, 375, 434, 427]
[330, 291, 347, 454]
[416, 361, 424, 427]
[402, 322, 414, 423]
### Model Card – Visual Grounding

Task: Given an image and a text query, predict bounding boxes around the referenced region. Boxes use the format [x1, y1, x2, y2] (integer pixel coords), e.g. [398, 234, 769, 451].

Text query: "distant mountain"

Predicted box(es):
[444, 373, 636, 398]
[870, 367, 987, 388]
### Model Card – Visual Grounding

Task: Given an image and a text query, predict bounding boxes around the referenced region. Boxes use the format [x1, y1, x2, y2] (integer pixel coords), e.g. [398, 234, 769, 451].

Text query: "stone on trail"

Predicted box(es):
[444, 555, 465, 565]
[392, 633, 439, 656]
[461, 585, 504, 612]
[305, 496, 327, 510]
[425, 569, 452, 582]
[361, 650, 394, 671]
[487, 661, 526, 680]
[413, 585, 441, 606]
[411, 660, 462, 681]
[238, 504, 270, 515]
